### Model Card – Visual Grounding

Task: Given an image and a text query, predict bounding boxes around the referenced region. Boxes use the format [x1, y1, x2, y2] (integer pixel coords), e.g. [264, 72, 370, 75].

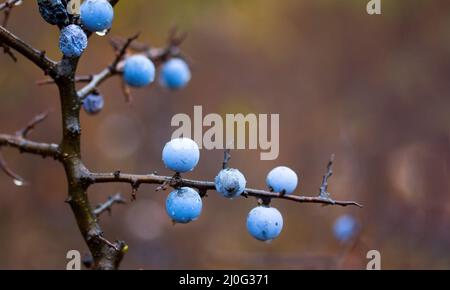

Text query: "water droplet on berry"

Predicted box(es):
[96, 29, 109, 37]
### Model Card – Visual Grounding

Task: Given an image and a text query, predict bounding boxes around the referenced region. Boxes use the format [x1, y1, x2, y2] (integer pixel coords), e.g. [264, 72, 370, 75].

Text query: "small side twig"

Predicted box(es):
[319, 154, 335, 199]
[16, 110, 51, 138]
[93, 193, 126, 218]
[222, 149, 231, 169]
[0, 150, 25, 185]
[109, 32, 140, 73]
[0, 111, 55, 184]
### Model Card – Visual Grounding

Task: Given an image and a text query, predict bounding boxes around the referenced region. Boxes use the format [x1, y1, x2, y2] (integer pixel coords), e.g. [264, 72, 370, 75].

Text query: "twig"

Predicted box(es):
[0, 26, 57, 76]
[93, 193, 126, 217]
[1, 0, 22, 27]
[222, 149, 231, 169]
[0, 150, 26, 185]
[319, 154, 335, 199]
[89, 171, 363, 208]
[0, 0, 21, 11]
[110, 32, 140, 72]
[121, 78, 132, 103]
[16, 110, 51, 138]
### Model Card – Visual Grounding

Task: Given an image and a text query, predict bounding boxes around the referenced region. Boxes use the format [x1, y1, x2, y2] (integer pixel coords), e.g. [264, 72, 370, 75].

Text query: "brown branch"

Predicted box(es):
[93, 193, 126, 218]
[0, 25, 57, 76]
[88, 172, 362, 208]
[0, 133, 60, 158]
[15, 110, 51, 138]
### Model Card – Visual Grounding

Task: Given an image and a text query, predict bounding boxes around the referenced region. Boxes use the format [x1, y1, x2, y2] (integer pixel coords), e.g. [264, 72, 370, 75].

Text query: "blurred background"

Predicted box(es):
[1, 0, 450, 269]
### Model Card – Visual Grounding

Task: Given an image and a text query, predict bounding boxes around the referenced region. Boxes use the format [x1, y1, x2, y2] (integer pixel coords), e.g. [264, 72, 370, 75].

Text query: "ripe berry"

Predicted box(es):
[38, 0, 69, 28]
[59, 24, 88, 57]
[123, 55, 156, 87]
[80, 0, 114, 32]
[166, 187, 202, 224]
[247, 206, 283, 241]
[266, 166, 298, 195]
[160, 58, 191, 90]
[333, 214, 358, 242]
[83, 92, 104, 115]
[162, 138, 200, 173]
[215, 168, 246, 198]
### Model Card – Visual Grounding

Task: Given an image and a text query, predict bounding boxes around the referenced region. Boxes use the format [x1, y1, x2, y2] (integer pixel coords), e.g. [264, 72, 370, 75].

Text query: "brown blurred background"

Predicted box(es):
[1, 0, 450, 269]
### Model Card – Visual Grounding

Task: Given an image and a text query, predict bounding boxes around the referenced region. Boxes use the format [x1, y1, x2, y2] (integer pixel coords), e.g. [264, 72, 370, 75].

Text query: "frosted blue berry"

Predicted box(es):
[123, 55, 156, 87]
[333, 214, 358, 242]
[38, 0, 69, 27]
[266, 166, 298, 195]
[160, 58, 191, 90]
[80, 0, 114, 32]
[247, 206, 283, 241]
[83, 93, 104, 115]
[162, 138, 200, 173]
[215, 168, 246, 198]
[166, 187, 202, 224]
[59, 24, 88, 57]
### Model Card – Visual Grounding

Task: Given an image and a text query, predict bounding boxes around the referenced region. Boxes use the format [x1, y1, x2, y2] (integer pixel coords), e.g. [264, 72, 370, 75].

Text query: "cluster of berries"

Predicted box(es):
[38, 1, 191, 115]
[162, 137, 300, 242]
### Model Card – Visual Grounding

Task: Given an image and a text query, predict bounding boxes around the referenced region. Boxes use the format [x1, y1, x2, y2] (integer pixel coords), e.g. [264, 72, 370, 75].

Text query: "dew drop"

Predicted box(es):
[13, 179, 24, 187]
[96, 29, 109, 37]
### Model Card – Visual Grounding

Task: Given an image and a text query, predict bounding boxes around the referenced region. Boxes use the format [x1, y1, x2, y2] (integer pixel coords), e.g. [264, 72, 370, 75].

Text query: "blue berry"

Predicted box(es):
[123, 55, 156, 87]
[333, 215, 358, 242]
[38, 0, 69, 27]
[266, 166, 298, 195]
[247, 206, 283, 241]
[166, 187, 202, 224]
[80, 0, 114, 32]
[83, 93, 104, 115]
[215, 168, 247, 198]
[59, 24, 88, 57]
[160, 58, 191, 90]
[162, 138, 200, 173]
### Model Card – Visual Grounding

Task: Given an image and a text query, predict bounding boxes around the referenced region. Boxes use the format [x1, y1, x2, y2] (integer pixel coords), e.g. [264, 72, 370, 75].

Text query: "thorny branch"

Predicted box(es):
[87, 155, 362, 208]
[0, 25, 57, 76]
[0, 0, 362, 270]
